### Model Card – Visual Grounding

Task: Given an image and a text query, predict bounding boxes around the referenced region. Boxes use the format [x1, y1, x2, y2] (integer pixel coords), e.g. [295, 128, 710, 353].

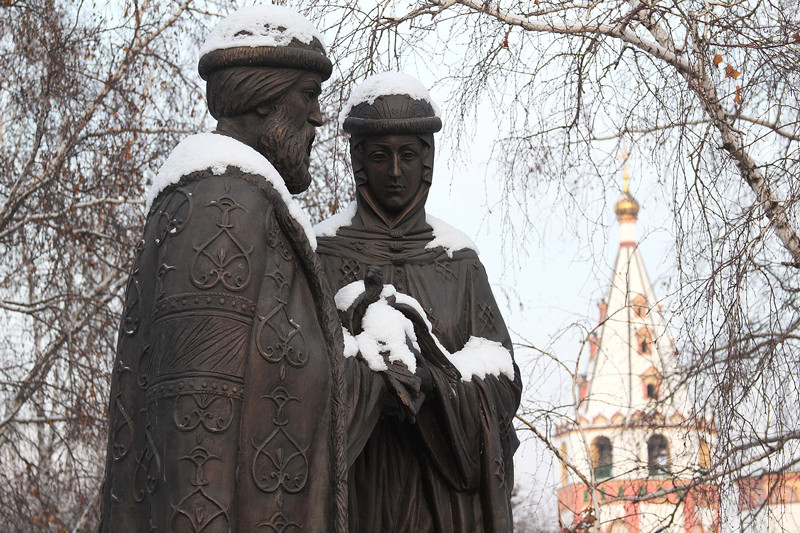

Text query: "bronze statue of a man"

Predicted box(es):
[100, 6, 353, 531]
[315, 72, 523, 532]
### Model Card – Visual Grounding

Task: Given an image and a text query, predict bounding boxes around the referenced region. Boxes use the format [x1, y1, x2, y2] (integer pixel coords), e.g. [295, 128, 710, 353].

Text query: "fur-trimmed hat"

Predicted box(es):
[198, 5, 332, 81]
[340, 72, 442, 136]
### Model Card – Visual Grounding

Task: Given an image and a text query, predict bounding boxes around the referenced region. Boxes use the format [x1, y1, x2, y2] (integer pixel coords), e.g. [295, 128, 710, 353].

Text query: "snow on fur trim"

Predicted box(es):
[199, 5, 331, 80]
[145, 132, 317, 250]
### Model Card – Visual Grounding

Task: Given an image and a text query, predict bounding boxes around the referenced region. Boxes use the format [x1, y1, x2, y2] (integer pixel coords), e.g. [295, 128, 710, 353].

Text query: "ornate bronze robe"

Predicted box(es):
[100, 135, 383, 532]
[316, 191, 523, 533]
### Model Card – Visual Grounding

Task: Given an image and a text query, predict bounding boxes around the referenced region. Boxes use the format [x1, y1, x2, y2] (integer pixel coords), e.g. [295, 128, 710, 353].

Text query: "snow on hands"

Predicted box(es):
[338, 281, 420, 373]
[336, 282, 513, 381]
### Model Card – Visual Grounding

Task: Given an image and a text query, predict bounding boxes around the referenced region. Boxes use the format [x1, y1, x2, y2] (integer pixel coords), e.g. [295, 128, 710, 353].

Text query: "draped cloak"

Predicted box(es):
[316, 186, 523, 533]
[100, 133, 384, 533]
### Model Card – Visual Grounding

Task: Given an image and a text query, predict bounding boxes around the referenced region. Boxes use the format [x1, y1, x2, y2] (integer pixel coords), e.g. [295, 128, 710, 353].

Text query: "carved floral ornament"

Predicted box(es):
[191, 196, 253, 292]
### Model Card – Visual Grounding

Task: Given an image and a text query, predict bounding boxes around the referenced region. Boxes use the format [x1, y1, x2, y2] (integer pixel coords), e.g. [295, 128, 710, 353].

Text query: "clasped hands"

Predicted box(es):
[338, 266, 459, 422]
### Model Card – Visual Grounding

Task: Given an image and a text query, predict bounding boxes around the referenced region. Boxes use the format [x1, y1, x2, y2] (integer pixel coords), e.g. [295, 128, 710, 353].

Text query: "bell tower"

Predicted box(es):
[554, 169, 719, 532]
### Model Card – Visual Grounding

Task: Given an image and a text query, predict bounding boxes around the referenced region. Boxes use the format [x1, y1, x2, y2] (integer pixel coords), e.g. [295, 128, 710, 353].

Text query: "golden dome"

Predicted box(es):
[614, 172, 639, 220]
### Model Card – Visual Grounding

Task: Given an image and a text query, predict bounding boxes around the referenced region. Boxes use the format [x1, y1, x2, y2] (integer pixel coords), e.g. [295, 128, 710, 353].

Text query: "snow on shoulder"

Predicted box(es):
[425, 214, 478, 257]
[338, 71, 442, 129]
[145, 132, 317, 249]
[313, 205, 478, 257]
[199, 5, 325, 56]
[314, 201, 357, 237]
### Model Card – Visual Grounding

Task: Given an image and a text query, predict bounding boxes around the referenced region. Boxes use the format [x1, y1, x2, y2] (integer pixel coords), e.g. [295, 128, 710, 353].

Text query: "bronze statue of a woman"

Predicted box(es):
[316, 72, 522, 532]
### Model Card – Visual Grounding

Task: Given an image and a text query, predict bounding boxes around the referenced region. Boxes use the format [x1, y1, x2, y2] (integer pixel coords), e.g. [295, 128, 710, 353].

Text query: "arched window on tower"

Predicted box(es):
[636, 327, 653, 355]
[591, 436, 613, 480]
[641, 368, 660, 401]
[632, 293, 647, 318]
[698, 438, 711, 471]
[560, 442, 568, 485]
[648, 434, 670, 476]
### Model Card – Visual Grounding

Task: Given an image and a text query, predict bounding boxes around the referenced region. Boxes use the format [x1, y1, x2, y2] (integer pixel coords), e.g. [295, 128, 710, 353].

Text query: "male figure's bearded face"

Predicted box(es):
[257, 103, 316, 194]
[256, 72, 322, 194]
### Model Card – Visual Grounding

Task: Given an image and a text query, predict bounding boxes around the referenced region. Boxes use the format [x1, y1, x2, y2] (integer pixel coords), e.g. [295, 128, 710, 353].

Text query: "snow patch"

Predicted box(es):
[314, 201, 357, 237]
[342, 328, 359, 358]
[145, 132, 317, 249]
[338, 71, 441, 129]
[334, 279, 365, 311]
[448, 336, 514, 381]
[426, 214, 478, 257]
[200, 5, 325, 56]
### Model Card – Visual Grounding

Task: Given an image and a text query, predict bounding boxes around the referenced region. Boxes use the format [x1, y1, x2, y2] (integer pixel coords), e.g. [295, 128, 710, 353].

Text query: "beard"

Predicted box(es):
[257, 106, 315, 194]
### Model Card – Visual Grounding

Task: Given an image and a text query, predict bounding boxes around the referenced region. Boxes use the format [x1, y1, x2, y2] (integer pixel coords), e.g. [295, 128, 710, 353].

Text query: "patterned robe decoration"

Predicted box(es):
[100, 134, 383, 532]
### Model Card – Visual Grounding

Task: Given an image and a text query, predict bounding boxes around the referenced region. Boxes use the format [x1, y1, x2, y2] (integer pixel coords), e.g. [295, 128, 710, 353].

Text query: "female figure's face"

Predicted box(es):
[360, 134, 425, 213]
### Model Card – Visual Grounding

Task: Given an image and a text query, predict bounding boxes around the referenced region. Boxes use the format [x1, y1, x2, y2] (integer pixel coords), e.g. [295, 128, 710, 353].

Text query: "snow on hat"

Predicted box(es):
[340, 72, 442, 135]
[198, 5, 332, 81]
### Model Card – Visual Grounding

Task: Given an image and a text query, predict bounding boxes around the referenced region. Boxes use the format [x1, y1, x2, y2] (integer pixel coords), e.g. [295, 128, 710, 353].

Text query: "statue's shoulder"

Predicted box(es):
[145, 132, 317, 249]
[145, 133, 282, 209]
[425, 213, 479, 259]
